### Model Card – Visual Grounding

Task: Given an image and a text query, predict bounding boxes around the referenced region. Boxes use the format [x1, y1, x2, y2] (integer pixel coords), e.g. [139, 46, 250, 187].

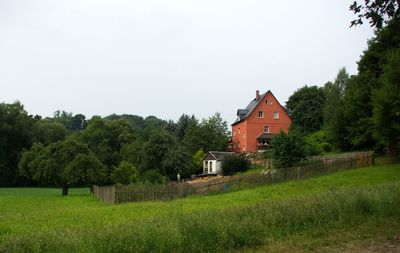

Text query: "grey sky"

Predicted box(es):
[0, 0, 373, 124]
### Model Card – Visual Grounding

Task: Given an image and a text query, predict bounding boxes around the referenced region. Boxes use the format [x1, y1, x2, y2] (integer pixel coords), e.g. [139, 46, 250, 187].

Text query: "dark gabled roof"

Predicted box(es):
[232, 90, 291, 126]
[232, 91, 268, 126]
[203, 151, 235, 161]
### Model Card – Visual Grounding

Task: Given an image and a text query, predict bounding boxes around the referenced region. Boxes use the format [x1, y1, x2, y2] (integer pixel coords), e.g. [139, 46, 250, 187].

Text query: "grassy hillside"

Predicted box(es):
[1, 162, 400, 252]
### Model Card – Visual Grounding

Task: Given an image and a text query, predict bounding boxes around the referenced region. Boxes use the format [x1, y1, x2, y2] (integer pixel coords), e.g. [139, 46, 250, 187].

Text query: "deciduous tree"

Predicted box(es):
[286, 86, 326, 134]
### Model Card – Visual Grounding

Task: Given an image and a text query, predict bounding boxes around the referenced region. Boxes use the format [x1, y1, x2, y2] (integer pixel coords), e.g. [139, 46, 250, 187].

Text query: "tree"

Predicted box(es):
[342, 17, 400, 150]
[175, 114, 197, 141]
[142, 129, 178, 176]
[373, 49, 400, 155]
[108, 119, 135, 149]
[182, 113, 229, 154]
[68, 114, 87, 132]
[192, 149, 206, 171]
[205, 113, 230, 151]
[120, 140, 145, 171]
[19, 137, 107, 195]
[80, 116, 121, 172]
[0, 101, 35, 186]
[111, 161, 139, 185]
[324, 68, 349, 149]
[350, 0, 399, 29]
[286, 86, 326, 134]
[271, 131, 307, 168]
[33, 121, 67, 146]
[162, 146, 194, 179]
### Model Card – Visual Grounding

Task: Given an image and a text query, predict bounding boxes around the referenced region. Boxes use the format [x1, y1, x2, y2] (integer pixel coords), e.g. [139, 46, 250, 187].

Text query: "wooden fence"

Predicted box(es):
[93, 151, 374, 204]
[93, 185, 115, 204]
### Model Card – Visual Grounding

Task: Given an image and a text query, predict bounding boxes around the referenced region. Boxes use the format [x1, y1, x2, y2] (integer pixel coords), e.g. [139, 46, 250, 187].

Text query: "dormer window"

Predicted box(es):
[258, 111, 264, 118]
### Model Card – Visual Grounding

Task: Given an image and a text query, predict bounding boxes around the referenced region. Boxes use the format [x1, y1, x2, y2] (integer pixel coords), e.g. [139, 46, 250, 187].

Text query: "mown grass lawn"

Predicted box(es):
[1, 162, 399, 252]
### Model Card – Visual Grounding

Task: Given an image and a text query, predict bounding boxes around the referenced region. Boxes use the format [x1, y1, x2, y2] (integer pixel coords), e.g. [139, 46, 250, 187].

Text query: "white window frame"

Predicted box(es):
[274, 112, 279, 119]
[264, 126, 269, 133]
[258, 111, 264, 118]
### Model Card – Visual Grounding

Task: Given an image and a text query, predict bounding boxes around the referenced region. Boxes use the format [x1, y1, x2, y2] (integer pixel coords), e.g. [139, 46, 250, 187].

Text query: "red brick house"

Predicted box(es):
[231, 90, 291, 153]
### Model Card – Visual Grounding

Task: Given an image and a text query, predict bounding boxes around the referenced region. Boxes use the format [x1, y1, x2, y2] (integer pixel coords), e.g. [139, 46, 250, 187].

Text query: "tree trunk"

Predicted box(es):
[62, 184, 69, 196]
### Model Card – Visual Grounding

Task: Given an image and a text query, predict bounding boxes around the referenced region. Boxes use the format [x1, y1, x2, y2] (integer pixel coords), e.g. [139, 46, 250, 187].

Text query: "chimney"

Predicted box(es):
[256, 90, 260, 101]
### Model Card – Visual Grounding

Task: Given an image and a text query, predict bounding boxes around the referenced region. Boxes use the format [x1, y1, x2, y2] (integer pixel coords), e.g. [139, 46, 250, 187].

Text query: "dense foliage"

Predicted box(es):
[271, 131, 307, 168]
[350, 0, 399, 28]
[285, 85, 326, 134]
[0, 103, 230, 192]
[284, 16, 400, 156]
[221, 154, 251, 175]
[0, 102, 36, 186]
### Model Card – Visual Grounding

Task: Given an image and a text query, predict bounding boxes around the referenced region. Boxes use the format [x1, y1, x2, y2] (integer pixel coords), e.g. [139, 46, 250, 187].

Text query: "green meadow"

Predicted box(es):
[1, 161, 400, 252]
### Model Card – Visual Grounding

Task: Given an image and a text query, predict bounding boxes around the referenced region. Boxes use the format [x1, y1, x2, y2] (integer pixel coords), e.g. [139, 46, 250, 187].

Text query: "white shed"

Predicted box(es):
[202, 151, 235, 175]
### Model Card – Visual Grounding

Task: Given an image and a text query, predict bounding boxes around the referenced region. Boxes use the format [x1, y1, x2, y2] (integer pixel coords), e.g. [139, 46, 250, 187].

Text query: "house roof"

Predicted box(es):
[203, 151, 235, 161]
[232, 90, 291, 126]
[232, 92, 267, 126]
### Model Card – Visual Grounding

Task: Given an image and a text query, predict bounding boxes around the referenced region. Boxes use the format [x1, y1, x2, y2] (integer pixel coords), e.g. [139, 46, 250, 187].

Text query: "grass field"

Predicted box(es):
[1, 161, 400, 252]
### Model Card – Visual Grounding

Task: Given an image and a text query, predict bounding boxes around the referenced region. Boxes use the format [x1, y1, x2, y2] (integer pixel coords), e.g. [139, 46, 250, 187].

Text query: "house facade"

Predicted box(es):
[202, 151, 235, 175]
[231, 90, 291, 153]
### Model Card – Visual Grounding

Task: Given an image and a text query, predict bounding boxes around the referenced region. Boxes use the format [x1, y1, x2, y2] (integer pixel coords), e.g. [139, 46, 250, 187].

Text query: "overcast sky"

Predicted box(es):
[0, 0, 374, 124]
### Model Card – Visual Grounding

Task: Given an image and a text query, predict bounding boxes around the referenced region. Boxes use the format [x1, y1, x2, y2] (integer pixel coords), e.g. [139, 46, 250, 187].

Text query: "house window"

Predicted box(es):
[258, 111, 264, 118]
[264, 126, 269, 133]
[274, 112, 279, 119]
[209, 161, 213, 172]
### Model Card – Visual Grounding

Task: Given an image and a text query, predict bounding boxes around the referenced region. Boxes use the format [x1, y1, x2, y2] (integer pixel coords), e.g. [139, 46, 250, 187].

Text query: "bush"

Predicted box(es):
[305, 130, 333, 155]
[272, 131, 307, 168]
[140, 169, 165, 184]
[111, 161, 139, 185]
[221, 154, 251, 175]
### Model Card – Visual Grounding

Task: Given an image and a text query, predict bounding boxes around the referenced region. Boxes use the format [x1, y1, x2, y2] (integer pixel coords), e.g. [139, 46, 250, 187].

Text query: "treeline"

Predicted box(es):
[0, 104, 229, 192]
[283, 16, 400, 158]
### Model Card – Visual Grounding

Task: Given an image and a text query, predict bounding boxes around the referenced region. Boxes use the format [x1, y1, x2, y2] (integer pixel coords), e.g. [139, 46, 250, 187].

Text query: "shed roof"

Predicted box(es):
[203, 151, 235, 161]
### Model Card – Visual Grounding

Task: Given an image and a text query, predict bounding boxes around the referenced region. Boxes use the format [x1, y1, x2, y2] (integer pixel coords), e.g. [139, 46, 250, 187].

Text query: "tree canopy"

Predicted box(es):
[285, 85, 326, 134]
[350, 0, 400, 28]
[1, 103, 230, 189]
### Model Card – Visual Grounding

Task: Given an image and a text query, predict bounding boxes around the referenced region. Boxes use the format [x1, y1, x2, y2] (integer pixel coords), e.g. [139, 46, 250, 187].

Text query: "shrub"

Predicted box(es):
[271, 131, 307, 168]
[221, 154, 251, 175]
[305, 130, 333, 155]
[140, 169, 165, 184]
[111, 161, 139, 185]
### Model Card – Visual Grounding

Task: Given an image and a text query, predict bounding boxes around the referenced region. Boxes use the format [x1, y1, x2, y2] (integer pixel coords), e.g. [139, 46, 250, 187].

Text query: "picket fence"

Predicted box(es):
[93, 151, 374, 204]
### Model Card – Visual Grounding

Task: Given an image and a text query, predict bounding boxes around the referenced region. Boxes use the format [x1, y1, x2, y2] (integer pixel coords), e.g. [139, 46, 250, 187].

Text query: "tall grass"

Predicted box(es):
[2, 182, 400, 253]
